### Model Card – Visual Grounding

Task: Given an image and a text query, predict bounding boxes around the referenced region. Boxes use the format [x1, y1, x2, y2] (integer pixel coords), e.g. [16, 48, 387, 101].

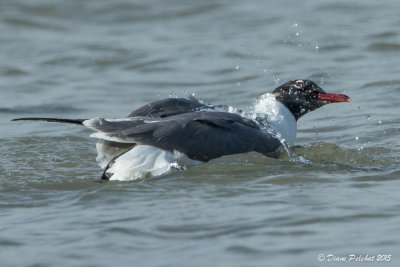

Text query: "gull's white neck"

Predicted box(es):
[252, 93, 297, 147]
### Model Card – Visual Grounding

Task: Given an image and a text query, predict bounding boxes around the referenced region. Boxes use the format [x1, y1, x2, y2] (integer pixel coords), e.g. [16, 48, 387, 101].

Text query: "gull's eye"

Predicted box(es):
[294, 80, 305, 89]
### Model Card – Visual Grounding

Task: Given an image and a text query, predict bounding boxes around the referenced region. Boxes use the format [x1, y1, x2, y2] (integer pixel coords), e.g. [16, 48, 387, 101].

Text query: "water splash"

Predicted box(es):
[266, 127, 292, 158]
[250, 93, 296, 159]
[253, 93, 283, 121]
[202, 95, 293, 158]
[293, 155, 311, 164]
[197, 93, 302, 161]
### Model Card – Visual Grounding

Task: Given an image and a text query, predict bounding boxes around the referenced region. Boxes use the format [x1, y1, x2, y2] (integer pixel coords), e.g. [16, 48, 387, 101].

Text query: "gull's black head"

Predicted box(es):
[273, 79, 350, 120]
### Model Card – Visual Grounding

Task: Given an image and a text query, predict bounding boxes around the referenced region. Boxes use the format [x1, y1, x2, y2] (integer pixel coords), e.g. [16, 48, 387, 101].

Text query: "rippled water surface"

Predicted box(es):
[1, 0, 400, 266]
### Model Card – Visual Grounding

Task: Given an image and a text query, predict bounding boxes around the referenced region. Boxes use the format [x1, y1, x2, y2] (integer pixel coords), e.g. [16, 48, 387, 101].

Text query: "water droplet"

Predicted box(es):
[315, 44, 319, 52]
[295, 156, 310, 164]
[169, 91, 176, 98]
[263, 69, 268, 73]
[378, 120, 382, 124]
[272, 75, 280, 84]
[355, 136, 359, 140]
[235, 64, 240, 70]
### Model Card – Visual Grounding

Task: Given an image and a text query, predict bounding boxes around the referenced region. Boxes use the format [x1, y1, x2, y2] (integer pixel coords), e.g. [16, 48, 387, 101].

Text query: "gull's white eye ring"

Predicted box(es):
[294, 80, 305, 88]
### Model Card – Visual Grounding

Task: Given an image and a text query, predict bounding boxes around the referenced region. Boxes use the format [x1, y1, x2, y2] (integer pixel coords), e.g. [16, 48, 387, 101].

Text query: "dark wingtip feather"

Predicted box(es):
[11, 117, 85, 125]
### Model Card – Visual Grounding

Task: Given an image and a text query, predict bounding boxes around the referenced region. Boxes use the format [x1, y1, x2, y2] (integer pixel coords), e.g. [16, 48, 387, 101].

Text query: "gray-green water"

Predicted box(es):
[1, 0, 400, 266]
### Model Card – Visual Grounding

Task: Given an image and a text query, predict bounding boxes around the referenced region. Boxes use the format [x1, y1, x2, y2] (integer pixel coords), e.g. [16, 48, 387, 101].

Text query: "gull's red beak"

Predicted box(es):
[317, 93, 351, 103]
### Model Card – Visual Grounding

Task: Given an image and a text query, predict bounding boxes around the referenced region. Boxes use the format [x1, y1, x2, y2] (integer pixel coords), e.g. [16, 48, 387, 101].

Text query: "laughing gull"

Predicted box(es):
[13, 80, 350, 181]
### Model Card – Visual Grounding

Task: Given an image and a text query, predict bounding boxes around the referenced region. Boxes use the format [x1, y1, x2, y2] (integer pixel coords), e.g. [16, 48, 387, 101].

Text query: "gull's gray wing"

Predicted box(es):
[93, 97, 208, 168]
[84, 111, 281, 162]
[128, 97, 208, 118]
